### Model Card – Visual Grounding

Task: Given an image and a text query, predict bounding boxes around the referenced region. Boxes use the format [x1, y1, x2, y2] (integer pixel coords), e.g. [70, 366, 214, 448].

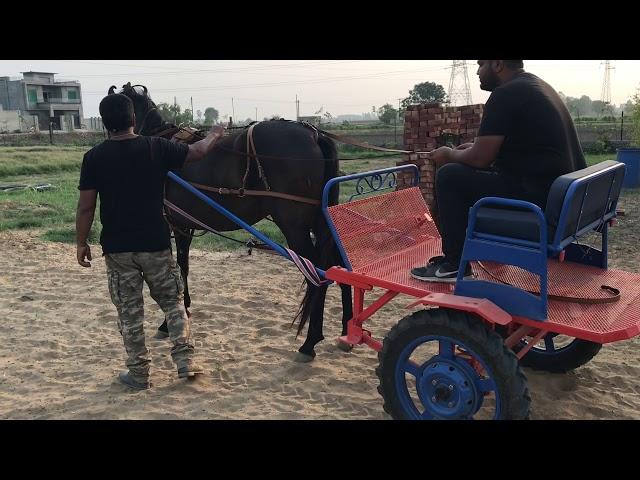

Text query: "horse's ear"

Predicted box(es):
[108, 85, 117, 95]
[142, 85, 147, 95]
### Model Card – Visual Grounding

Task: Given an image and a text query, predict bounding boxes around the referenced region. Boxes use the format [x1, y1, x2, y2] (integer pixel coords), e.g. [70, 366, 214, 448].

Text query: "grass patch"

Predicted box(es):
[0, 146, 85, 177]
[41, 225, 99, 244]
[585, 153, 617, 166]
[0, 145, 626, 253]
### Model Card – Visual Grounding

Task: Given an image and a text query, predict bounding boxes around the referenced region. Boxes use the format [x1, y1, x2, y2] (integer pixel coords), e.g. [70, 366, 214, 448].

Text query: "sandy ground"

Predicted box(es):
[1, 192, 639, 419]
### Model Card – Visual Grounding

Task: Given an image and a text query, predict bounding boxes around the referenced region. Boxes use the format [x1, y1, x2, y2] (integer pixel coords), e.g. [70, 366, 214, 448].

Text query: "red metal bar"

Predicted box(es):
[340, 289, 398, 348]
[362, 331, 383, 352]
[406, 292, 512, 326]
[504, 325, 536, 349]
[515, 328, 549, 360]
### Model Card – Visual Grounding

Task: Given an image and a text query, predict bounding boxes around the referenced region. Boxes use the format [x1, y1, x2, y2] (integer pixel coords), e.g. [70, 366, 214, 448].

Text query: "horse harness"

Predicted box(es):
[157, 121, 324, 249]
[156, 121, 323, 206]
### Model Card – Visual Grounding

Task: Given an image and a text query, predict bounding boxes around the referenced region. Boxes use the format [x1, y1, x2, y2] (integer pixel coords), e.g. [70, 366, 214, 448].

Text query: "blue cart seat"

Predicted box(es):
[456, 160, 626, 321]
[474, 161, 625, 252]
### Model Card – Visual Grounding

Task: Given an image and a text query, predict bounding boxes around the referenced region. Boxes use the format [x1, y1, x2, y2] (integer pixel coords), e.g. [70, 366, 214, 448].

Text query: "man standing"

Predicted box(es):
[76, 93, 224, 390]
[411, 60, 586, 283]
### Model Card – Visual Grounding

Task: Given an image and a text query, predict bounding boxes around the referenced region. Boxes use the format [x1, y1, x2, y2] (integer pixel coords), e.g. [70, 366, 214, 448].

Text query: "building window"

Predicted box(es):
[28, 89, 37, 104]
[68, 90, 77, 100]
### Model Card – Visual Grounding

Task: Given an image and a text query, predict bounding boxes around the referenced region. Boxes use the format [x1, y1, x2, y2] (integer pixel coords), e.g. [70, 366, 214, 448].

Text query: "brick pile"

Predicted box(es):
[396, 102, 484, 208]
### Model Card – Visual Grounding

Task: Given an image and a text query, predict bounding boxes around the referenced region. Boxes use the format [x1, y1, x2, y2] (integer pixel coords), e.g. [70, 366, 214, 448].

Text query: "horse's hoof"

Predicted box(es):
[294, 352, 315, 363]
[336, 340, 354, 352]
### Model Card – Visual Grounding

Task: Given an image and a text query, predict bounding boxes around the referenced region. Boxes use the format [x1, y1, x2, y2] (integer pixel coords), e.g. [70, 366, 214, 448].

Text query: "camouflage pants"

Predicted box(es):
[105, 249, 195, 382]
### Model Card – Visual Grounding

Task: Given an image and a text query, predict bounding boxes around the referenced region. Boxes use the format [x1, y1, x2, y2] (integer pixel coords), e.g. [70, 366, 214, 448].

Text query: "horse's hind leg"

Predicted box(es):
[313, 215, 353, 350]
[156, 230, 193, 338]
[274, 220, 326, 362]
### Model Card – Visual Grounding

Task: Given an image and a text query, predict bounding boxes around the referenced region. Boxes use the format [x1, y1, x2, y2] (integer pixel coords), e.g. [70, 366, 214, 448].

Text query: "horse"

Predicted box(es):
[110, 83, 353, 362]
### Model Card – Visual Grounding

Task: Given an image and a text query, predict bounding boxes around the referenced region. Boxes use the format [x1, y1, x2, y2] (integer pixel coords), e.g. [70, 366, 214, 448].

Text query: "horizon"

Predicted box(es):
[1, 60, 638, 121]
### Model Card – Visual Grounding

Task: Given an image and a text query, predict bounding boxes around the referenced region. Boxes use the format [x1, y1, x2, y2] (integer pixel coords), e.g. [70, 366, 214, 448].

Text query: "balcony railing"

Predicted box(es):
[36, 98, 81, 105]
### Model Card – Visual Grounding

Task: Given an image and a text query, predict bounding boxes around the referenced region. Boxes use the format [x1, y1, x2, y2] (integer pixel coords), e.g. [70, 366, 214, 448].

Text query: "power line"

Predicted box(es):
[61, 60, 363, 77]
[81, 65, 453, 95]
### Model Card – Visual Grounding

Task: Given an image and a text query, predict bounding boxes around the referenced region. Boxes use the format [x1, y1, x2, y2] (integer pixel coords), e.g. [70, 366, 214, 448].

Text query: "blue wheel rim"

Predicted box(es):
[394, 335, 502, 420]
[522, 333, 578, 356]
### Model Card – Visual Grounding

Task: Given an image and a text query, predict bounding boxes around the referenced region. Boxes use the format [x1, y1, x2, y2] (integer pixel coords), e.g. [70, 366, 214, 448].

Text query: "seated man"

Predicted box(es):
[411, 60, 586, 283]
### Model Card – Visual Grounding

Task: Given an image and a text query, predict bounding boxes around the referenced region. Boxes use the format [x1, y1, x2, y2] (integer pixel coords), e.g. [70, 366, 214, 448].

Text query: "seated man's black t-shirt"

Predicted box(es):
[78, 136, 189, 254]
[478, 72, 586, 194]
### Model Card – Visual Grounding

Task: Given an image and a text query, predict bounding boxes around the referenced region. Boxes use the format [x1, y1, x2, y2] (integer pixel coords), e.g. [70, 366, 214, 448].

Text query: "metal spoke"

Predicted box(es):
[420, 409, 435, 420]
[544, 334, 556, 351]
[403, 360, 420, 377]
[478, 378, 497, 393]
[438, 339, 455, 360]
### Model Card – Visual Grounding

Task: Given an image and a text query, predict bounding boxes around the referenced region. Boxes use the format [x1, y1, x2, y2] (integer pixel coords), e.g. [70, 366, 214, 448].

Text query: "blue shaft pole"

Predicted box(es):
[167, 171, 328, 280]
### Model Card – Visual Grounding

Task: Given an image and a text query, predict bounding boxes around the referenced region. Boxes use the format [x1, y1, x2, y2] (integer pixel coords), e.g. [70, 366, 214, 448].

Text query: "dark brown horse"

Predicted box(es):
[111, 83, 353, 362]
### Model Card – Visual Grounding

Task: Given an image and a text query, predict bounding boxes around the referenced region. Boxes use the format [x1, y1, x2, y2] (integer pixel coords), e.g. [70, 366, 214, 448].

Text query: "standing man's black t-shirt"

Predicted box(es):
[478, 72, 586, 192]
[78, 136, 189, 254]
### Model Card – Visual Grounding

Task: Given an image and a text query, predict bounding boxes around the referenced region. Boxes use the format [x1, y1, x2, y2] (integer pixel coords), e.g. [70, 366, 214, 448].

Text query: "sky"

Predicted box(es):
[1, 60, 639, 121]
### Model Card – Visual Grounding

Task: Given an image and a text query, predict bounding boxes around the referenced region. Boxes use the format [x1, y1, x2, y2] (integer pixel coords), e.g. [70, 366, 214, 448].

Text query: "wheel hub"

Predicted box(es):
[417, 360, 480, 419]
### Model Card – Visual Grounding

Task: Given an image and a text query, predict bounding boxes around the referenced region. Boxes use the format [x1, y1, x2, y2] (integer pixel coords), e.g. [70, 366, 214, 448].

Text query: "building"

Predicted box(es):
[297, 115, 322, 125]
[0, 72, 83, 131]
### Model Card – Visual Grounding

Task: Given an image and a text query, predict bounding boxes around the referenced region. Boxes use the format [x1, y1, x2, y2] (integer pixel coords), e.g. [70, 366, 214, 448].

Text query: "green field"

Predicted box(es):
[0, 146, 620, 251]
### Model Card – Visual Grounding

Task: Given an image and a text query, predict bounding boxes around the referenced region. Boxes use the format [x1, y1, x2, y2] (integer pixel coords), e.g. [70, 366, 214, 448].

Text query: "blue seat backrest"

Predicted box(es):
[545, 160, 625, 247]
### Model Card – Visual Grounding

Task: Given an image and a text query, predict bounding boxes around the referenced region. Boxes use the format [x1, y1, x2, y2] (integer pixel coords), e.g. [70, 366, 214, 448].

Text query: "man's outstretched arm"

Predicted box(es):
[185, 125, 225, 164]
[76, 189, 97, 267]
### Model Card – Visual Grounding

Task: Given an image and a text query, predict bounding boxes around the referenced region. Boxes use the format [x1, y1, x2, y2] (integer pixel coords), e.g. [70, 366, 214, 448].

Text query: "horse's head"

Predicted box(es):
[108, 82, 160, 134]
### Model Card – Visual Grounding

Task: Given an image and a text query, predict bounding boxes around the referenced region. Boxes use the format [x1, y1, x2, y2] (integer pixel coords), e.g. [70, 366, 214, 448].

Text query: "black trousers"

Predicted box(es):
[434, 163, 547, 265]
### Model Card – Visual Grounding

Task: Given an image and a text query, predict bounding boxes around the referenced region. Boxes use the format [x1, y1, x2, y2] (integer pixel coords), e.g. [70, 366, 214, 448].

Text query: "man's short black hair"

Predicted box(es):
[504, 60, 524, 69]
[99, 94, 134, 132]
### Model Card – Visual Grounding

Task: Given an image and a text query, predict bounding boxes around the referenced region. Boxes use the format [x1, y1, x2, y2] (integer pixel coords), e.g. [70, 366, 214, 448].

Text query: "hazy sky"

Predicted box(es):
[2, 60, 638, 120]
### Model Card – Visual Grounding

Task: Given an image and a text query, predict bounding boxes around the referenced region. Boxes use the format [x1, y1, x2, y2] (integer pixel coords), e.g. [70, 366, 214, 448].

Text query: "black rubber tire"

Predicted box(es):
[376, 308, 531, 420]
[516, 337, 602, 373]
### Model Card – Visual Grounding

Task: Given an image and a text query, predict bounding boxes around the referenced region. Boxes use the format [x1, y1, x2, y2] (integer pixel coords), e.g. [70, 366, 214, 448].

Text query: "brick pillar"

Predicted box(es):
[396, 103, 484, 210]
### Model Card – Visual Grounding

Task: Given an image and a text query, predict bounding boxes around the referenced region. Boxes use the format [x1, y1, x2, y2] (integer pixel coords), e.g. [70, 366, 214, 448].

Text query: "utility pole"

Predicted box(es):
[395, 97, 403, 147]
[190, 96, 194, 123]
[174, 96, 177, 123]
[295, 94, 300, 121]
[231, 97, 236, 123]
[255, 107, 258, 122]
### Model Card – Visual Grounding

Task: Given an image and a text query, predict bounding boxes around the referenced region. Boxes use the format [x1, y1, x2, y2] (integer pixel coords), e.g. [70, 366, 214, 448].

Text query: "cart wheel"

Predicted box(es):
[515, 334, 602, 373]
[376, 309, 530, 420]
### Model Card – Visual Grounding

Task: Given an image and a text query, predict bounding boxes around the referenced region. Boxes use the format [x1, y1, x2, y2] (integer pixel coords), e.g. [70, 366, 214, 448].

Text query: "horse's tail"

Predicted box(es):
[318, 132, 339, 206]
[293, 133, 341, 336]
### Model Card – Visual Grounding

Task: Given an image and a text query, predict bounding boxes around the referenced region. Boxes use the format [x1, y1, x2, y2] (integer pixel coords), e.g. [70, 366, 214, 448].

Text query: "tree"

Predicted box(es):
[565, 95, 594, 118]
[156, 102, 193, 125]
[204, 107, 219, 125]
[182, 108, 193, 124]
[377, 103, 398, 125]
[558, 91, 567, 105]
[622, 99, 635, 114]
[632, 89, 640, 146]
[157, 102, 179, 123]
[591, 100, 612, 117]
[401, 81, 447, 108]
